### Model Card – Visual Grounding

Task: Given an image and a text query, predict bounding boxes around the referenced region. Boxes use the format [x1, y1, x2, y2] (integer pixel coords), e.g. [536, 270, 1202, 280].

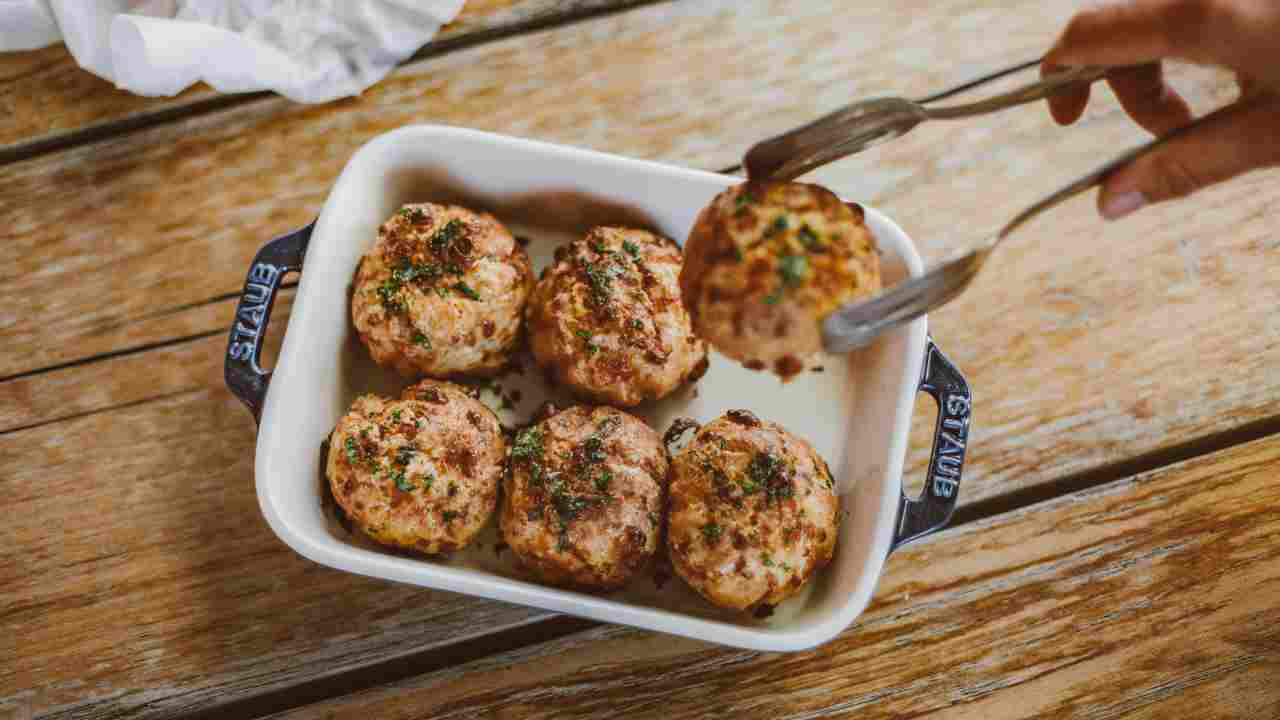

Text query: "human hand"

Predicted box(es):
[1043, 0, 1280, 219]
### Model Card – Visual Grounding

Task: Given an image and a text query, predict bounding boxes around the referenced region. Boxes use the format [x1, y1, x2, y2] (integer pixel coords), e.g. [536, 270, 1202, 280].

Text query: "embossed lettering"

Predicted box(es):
[228, 341, 254, 361]
[932, 476, 958, 498]
[945, 394, 970, 417]
[942, 417, 968, 431]
[243, 281, 271, 305]
[238, 303, 266, 329]
[939, 431, 966, 455]
[249, 263, 280, 285]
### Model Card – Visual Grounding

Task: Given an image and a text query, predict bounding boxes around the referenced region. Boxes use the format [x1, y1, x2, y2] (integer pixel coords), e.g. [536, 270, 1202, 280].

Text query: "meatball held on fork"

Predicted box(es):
[680, 181, 881, 379]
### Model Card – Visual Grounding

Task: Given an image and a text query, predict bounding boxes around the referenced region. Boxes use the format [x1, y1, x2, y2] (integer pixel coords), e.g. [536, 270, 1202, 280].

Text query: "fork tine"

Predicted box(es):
[822, 249, 987, 352]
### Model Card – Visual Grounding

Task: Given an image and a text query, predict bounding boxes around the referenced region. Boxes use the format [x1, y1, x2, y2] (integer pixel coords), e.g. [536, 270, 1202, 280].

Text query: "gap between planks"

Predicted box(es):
[0, 0, 672, 168]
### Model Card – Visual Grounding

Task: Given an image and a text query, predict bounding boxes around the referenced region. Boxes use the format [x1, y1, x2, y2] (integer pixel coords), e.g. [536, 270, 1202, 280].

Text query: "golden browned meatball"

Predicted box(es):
[326, 379, 506, 554]
[501, 405, 668, 591]
[527, 227, 709, 407]
[680, 181, 881, 379]
[666, 410, 839, 613]
[352, 203, 534, 378]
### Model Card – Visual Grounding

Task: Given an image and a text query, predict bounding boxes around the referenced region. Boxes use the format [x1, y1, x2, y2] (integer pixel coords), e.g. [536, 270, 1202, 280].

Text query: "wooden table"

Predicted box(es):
[4, 1, 1279, 718]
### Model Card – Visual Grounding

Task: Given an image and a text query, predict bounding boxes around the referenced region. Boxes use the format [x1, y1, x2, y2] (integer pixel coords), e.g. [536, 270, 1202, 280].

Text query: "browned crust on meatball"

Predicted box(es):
[666, 412, 839, 611]
[352, 203, 535, 378]
[325, 380, 506, 555]
[526, 227, 709, 407]
[500, 405, 669, 591]
[680, 181, 881, 379]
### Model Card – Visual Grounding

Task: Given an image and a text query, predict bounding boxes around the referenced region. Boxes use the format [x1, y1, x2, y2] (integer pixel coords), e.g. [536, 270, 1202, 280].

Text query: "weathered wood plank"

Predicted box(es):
[0, 0, 653, 158]
[268, 434, 1280, 720]
[0, 326, 550, 720]
[4, 0, 1277, 509]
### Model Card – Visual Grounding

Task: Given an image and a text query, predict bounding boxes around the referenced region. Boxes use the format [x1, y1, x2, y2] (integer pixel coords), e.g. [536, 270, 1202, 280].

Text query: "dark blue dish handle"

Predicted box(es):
[224, 222, 313, 423]
[891, 337, 971, 551]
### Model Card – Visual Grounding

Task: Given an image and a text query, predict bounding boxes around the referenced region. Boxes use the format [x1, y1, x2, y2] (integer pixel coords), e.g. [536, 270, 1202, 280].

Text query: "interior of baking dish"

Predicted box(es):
[252, 125, 928, 651]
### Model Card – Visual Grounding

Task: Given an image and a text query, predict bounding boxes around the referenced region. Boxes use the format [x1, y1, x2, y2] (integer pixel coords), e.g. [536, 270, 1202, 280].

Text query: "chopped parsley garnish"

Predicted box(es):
[399, 206, 427, 222]
[778, 254, 807, 287]
[762, 552, 775, 567]
[442, 510, 459, 522]
[581, 436, 606, 464]
[701, 522, 723, 542]
[594, 470, 613, 493]
[394, 446, 414, 466]
[622, 240, 640, 257]
[390, 409, 402, 423]
[452, 282, 481, 300]
[392, 259, 441, 285]
[732, 246, 744, 262]
[429, 219, 465, 254]
[376, 277, 404, 311]
[343, 437, 361, 463]
[798, 224, 821, 250]
[583, 261, 624, 308]
[575, 328, 593, 341]
[390, 469, 414, 492]
[511, 426, 544, 464]
[552, 491, 595, 521]
[435, 287, 449, 298]
[629, 318, 644, 330]
[747, 452, 782, 486]
[411, 331, 432, 349]
[422, 474, 435, 491]
[765, 215, 789, 237]
[763, 292, 781, 305]
[590, 241, 608, 254]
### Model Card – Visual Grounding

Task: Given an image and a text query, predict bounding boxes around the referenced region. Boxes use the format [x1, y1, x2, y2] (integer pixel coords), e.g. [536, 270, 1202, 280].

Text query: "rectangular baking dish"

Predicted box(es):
[225, 125, 971, 652]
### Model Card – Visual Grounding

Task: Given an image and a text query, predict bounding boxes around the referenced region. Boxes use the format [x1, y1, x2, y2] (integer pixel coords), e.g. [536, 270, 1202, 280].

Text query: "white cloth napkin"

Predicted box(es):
[0, 0, 466, 103]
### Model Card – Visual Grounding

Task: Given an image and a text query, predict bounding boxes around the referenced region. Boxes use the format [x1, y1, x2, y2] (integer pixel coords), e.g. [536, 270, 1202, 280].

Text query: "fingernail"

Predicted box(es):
[1101, 191, 1147, 220]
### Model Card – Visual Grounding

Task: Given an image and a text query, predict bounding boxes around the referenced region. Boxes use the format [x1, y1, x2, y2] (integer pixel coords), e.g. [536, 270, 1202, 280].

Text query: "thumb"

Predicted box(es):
[1099, 94, 1280, 220]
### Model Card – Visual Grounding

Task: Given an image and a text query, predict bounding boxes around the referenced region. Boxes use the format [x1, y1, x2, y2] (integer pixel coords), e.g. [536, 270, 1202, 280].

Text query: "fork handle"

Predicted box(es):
[922, 65, 1110, 120]
[996, 113, 1210, 240]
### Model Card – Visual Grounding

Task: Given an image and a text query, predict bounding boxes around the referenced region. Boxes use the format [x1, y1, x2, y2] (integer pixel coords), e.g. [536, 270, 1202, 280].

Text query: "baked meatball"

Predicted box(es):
[667, 410, 839, 612]
[326, 379, 506, 554]
[527, 227, 709, 407]
[680, 181, 881, 379]
[501, 405, 668, 591]
[352, 203, 534, 378]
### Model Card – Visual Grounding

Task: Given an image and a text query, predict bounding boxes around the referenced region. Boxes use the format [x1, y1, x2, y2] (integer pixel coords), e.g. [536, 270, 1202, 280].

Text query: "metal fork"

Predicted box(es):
[739, 61, 1199, 351]
[743, 64, 1110, 182]
[820, 122, 1201, 351]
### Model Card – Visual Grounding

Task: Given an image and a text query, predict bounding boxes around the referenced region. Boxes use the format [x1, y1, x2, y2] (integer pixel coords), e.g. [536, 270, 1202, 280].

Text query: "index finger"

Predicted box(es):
[1045, 0, 1231, 69]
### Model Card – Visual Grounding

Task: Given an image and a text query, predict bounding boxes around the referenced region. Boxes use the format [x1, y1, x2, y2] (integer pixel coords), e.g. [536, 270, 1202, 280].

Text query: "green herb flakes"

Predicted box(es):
[798, 224, 821, 250]
[411, 331, 432, 350]
[429, 219, 465, 254]
[622, 240, 640, 257]
[701, 522, 723, 542]
[512, 426, 545, 464]
[390, 469, 414, 492]
[343, 437, 361, 463]
[778, 254, 807, 287]
[442, 510, 459, 522]
[594, 470, 613, 493]
[452, 282, 481, 300]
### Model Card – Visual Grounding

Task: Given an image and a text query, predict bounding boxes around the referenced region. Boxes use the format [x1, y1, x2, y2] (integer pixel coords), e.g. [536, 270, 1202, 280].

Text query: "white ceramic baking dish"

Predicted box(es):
[225, 125, 970, 652]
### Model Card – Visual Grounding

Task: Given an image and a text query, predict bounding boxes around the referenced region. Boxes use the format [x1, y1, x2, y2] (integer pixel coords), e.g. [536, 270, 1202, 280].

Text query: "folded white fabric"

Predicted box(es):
[0, 0, 466, 103]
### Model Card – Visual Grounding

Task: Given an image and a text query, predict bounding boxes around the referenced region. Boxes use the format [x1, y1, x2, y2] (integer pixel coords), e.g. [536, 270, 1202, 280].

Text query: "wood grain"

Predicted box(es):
[3, 0, 1277, 507]
[0, 0, 653, 158]
[270, 435, 1280, 720]
[0, 304, 549, 720]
